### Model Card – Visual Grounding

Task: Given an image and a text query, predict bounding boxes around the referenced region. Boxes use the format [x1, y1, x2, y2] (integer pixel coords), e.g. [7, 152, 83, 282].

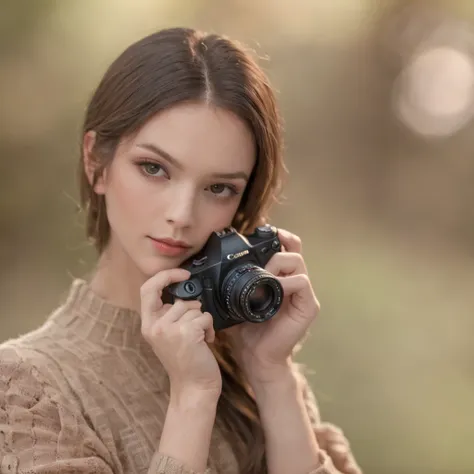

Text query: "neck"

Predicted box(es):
[89, 241, 146, 313]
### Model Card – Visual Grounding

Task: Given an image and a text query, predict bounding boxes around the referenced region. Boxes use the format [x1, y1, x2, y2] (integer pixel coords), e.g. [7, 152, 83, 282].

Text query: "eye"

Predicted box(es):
[210, 184, 226, 194]
[208, 183, 238, 197]
[138, 161, 167, 177]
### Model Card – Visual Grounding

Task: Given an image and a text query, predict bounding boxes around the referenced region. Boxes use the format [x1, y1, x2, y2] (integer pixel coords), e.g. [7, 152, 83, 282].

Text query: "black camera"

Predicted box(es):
[164, 225, 284, 330]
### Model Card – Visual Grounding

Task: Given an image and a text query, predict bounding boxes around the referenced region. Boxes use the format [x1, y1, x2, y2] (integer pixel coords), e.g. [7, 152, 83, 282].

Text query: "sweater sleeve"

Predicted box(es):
[147, 452, 212, 474]
[0, 346, 114, 474]
[298, 369, 363, 474]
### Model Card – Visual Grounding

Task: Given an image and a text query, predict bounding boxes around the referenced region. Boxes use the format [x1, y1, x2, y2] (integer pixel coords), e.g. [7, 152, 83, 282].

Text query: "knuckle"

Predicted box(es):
[172, 299, 184, 310]
[150, 321, 166, 339]
[175, 299, 200, 310]
[140, 277, 163, 299]
[292, 234, 302, 246]
[288, 233, 302, 249]
[294, 252, 305, 264]
[186, 308, 202, 318]
[141, 270, 173, 296]
[174, 299, 189, 311]
[203, 312, 214, 325]
[139, 282, 150, 298]
[331, 427, 346, 440]
[178, 323, 191, 338]
[299, 273, 311, 286]
[188, 299, 202, 308]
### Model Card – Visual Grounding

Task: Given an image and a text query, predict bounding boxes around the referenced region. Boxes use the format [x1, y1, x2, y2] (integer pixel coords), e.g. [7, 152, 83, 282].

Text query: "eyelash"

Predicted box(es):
[135, 160, 240, 199]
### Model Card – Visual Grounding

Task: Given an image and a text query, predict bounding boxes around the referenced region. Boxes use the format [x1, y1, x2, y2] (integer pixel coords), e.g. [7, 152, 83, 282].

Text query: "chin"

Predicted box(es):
[137, 254, 186, 278]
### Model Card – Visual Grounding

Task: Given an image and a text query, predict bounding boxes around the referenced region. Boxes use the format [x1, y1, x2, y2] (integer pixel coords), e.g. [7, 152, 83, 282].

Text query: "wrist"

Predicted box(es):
[169, 383, 221, 412]
[249, 365, 301, 400]
[161, 384, 219, 473]
[245, 357, 294, 386]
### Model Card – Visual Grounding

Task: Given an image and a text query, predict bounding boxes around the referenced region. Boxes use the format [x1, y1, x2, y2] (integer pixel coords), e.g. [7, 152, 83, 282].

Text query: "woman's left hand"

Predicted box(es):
[224, 228, 320, 384]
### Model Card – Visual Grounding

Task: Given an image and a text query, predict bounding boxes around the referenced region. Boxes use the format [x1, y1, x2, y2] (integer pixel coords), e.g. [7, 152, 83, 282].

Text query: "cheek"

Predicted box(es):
[106, 167, 155, 227]
[203, 200, 240, 231]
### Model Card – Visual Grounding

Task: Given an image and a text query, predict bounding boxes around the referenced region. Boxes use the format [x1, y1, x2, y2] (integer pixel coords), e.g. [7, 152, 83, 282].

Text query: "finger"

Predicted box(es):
[161, 299, 202, 323]
[277, 228, 302, 254]
[142, 299, 198, 334]
[141, 301, 171, 335]
[317, 423, 346, 444]
[140, 268, 190, 317]
[328, 442, 350, 456]
[325, 443, 359, 474]
[265, 251, 307, 277]
[178, 307, 205, 323]
[191, 312, 215, 343]
[277, 274, 320, 315]
[315, 426, 348, 456]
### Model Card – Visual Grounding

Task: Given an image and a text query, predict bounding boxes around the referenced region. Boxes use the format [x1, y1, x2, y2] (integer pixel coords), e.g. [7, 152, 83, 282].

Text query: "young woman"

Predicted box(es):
[0, 28, 361, 474]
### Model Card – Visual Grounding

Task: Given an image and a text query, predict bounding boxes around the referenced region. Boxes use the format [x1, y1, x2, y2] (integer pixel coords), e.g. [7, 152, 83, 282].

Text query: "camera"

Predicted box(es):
[164, 225, 284, 330]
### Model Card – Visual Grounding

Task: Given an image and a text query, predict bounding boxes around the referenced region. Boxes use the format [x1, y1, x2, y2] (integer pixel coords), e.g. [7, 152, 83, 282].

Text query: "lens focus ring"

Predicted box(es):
[221, 263, 283, 323]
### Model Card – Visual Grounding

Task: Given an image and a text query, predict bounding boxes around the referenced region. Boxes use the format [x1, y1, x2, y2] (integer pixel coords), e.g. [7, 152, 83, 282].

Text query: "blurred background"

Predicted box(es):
[1, 0, 473, 472]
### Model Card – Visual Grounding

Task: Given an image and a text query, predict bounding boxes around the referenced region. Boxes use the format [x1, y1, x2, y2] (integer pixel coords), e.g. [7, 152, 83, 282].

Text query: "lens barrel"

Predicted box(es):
[221, 263, 283, 323]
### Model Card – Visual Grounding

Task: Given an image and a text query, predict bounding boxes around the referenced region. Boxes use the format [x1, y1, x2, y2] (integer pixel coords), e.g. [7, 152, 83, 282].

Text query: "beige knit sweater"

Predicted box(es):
[0, 279, 361, 474]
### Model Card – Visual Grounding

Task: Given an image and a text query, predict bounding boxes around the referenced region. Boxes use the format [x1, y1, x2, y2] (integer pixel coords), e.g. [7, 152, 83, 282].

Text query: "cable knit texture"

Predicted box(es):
[0, 279, 361, 474]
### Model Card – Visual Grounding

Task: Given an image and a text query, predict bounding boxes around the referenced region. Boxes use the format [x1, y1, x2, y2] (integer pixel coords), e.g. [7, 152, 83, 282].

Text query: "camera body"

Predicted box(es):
[165, 225, 284, 330]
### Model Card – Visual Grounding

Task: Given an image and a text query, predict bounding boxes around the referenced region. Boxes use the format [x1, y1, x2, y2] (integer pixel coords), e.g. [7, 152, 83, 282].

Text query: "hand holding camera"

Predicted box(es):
[162, 224, 320, 386]
[140, 225, 284, 400]
[165, 224, 284, 330]
[139, 268, 222, 399]
[224, 228, 320, 384]
[141, 225, 319, 395]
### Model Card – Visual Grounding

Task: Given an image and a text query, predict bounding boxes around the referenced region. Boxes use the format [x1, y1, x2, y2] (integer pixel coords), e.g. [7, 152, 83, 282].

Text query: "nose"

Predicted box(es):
[164, 185, 196, 229]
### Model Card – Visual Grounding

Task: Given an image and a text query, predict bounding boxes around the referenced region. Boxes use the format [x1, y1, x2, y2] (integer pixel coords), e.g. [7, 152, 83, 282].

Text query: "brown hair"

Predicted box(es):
[79, 27, 287, 473]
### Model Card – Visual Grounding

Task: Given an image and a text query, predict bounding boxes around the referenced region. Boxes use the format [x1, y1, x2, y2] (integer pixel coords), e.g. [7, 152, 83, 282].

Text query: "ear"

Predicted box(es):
[83, 130, 107, 195]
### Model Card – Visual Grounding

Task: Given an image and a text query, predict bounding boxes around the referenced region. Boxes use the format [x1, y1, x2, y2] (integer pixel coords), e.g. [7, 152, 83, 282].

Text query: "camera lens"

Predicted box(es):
[248, 283, 273, 313]
[221, 264, 283, 323]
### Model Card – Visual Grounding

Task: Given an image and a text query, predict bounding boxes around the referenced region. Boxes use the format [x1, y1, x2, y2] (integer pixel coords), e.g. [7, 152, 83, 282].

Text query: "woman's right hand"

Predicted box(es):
[140, 268, 222, 398]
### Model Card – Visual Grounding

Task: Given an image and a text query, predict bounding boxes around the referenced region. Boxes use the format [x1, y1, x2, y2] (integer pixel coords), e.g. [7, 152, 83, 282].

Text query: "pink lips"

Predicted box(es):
[149, 237, 191, 257]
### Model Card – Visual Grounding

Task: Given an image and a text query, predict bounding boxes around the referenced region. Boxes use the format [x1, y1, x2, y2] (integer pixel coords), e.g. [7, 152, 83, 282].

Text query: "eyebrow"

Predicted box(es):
[136, 142, 250, 181]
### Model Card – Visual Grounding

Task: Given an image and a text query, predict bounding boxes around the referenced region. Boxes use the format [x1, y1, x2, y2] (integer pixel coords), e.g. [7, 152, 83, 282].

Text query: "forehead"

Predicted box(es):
[128, 102, 256, 172]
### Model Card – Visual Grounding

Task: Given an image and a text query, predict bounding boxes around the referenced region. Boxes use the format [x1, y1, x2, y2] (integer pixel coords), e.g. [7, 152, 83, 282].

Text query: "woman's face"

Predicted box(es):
[90, 102, 256, 277]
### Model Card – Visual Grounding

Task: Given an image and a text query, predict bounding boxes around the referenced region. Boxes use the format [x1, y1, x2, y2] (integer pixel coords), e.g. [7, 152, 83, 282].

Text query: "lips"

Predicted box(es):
[148, 236, 191, 257]
[152, 237, 191, 248]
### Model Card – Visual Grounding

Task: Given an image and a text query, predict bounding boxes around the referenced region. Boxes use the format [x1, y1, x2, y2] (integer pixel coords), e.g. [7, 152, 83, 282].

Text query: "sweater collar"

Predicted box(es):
[50, 278, 151, 352]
